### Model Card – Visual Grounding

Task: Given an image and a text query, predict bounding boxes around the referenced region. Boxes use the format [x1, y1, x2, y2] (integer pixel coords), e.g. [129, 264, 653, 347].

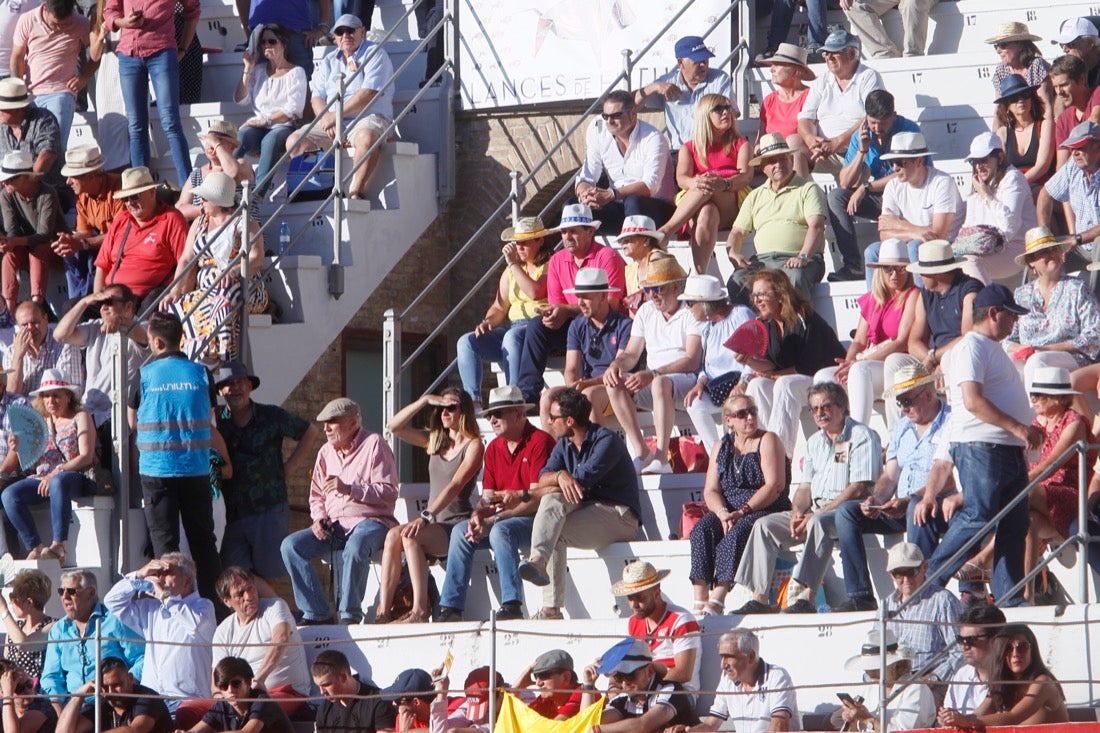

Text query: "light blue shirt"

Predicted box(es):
[648, 67, 733, 150]
[888, 402, 951, 498]
[312, 39, 395, 122]
[1045, 158, 1100, 235]
[40, 602, 144, 699]
[803, 416, 882, 503]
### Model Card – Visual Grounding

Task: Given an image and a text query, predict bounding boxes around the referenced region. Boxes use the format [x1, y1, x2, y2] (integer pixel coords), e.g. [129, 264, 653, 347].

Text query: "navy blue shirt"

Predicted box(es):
[541, 424, 641, 518]
[566, 309, 634, 379]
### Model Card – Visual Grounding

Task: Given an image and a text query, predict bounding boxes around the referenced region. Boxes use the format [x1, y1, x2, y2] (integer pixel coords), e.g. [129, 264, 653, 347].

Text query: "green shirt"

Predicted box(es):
[733, 175, 827, 255]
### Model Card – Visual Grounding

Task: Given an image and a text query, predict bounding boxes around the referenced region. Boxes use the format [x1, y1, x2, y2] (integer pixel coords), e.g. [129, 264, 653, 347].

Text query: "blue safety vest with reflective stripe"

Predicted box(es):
[135, 356, 211, 477]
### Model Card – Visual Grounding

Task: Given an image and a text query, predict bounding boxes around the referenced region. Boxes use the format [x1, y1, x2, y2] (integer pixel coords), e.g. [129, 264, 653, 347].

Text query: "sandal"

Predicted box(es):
[955, 562, 991, 583]
[703, 599, 725, 617]
[41, 545, 66, 565]
[395, 609, 430, 624]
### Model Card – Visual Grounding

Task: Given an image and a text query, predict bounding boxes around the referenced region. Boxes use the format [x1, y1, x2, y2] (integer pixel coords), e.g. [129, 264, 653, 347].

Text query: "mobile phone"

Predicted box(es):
[837, 693, 862, 705]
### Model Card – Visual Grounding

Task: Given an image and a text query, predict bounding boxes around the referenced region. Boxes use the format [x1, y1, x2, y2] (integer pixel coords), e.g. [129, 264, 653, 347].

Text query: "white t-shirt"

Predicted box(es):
[693, 305, 755, 379]
[0, 0, 40, 73]
[882, 167, 966, 241]
[632, 301, 695, 371]
[943, 331, 1032, 445]
[852, 680, 936, 732]
[708, 661, 800, 732]
[212, 597, 311, 694]
[798, 63, 884, 138]
[944, 664, 988, 715]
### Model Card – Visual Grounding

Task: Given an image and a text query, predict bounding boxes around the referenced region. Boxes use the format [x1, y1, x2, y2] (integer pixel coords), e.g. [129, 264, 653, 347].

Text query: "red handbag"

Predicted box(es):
[680, 501, 708, 539]
[643, 436, 710, 473]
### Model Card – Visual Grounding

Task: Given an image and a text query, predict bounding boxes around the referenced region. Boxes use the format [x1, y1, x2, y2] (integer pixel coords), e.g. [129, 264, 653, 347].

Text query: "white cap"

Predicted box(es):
[1055, 17, 1099, 45]
[966, 132, 1004, 161]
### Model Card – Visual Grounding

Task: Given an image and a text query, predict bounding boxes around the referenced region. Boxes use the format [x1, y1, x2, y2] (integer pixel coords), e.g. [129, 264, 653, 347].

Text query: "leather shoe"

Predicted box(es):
[299, 616, 335, 626]
[728, 599, 774, 615]
[435, 607, 463, 623]
[495, 602, 524, 621]
[827, 266, 864, 282]
[782, 599, 818, 614]
[519, 561, 550, 586]
[833, 597, 878, 612]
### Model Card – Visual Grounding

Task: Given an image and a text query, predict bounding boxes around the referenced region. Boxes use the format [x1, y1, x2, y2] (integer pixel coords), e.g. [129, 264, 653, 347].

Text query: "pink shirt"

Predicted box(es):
[762, 88, 809, 137]
[14, 6, 88, 95]
[546, 241, 627, 305]
[857, 288, 916, 346]
[309, 428, 399, 531]
[104, 0, 199, 58]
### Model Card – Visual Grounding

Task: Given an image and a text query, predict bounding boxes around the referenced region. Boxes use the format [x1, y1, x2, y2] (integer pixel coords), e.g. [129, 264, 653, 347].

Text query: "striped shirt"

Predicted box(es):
[885, 584, 963, 681]
[802, 417, 882, 504]
[1045, 158, 1100, 237]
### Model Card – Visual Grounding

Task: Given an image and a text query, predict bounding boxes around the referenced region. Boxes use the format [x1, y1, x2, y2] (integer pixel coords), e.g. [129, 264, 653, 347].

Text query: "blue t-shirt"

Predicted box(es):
[249, 0, 310, 31]
[566, 309, 633, 379]
[843, 115, 923, 180]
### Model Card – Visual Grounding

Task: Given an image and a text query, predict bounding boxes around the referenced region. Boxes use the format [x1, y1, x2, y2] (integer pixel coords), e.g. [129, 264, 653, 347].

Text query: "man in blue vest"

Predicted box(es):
[128, 311, 222, 603]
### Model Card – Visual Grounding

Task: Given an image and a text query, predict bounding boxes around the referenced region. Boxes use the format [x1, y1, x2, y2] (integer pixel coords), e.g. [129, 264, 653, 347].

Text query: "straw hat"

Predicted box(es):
[114, 167, 159, 198]
[478, 385, 535, 416]
[500, 216, 552, 242]
[30, 368, 82, 398]
[610, 560, 670, 596]
[985, 21, 1041, 44]
[1015, 226, 1072, 266]
[638, 254, 688, 288]
[0, 151, 38, 183]
[562, 267, 620, 295]
[201, 119, 239, 143]
[884, 363, 935, 397]
[867, 238, 910, 268]
[758, 42, 816, 80]
[191, 171, 237, 208]
[1027, 366, 1080, 396]
[749, 133, 793, 166]
[60, 145, 106, 177]
[906, 240, 962, 275]
[844, 629, 912, 672]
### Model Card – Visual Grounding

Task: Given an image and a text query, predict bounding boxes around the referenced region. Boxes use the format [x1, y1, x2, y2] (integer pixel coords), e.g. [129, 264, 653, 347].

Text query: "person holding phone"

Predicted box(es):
[831, 629, 935, 731]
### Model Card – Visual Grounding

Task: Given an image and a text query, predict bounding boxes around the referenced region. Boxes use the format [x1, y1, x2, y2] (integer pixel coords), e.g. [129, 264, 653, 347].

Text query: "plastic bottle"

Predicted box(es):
[279, 221, 290, 254]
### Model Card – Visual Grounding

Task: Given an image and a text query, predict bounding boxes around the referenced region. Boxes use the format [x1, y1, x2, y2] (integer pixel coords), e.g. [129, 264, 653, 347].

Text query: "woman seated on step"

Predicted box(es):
[0, 570, 54, 679]
[177, 121, 258, 222]
[994, 73, 1055, 195]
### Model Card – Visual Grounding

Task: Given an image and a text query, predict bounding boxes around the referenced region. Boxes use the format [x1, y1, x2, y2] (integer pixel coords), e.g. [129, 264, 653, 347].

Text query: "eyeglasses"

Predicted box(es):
[58, 587, 82, 597]
[882, 265, 907, 274]
[260, 37, 279, 46]
[956, 634, 989, 648]
[726, 407, 758, 420]
[993, 42, 1012, 50]
[609, 670, 640, 683]
[439, 404, 459, 413]
[216, 678, 249, 691]
[532, 671, 561, 680]
[1006, 640, 1031, 654]
[895, 391, 925, 409]
[643, 285, 668, 295]
[99, 297, 126, 308]
[810, 402, 836, 414]
[682, 299, 698, 307]
[601, 109, 630, 121]
[889, 566, 920, 578]
[1029, 392, 1056, 400]
[332, 27, 357, 36]
[750, 291, 775, 300]
[548, 413, 565, 422]
[711, 104, 732, 114]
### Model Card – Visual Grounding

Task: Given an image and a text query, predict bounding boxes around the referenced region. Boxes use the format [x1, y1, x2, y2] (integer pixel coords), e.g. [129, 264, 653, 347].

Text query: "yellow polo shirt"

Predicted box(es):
[733, 175, 827, 255]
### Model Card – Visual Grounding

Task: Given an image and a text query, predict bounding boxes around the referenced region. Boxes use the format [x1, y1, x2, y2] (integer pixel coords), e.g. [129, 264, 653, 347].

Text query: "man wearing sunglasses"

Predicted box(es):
[56, 656, 173, 733]
[1052, 18, 1100, 90]
[939, 604, 1007, 724]
[581, 638, 698, 733]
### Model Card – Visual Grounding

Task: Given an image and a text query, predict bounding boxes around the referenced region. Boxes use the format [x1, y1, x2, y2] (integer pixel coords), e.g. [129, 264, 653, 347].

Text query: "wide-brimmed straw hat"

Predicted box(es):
[191, 171, 237, 208]
[867, 238, 909, 268]
[0, 78, 30, 110]
[1015, 226, 1073, 266]
[985, 21, 1042, 44]
[880, 132, 932, 161]
[500, 216, 552, 242]
[201, 119, 239, 143]
[749, 133, 793, 166]
[562, 267, 620, 295]
[114, 167, 159, 198]
[758, 42, 816, 80]
[844, 629, 912, 672]
[638, 254, 688, 288]
[885, 363, 935, 397]
[0, 151, 38, 183]
[610, 560, 670, 596]
[60, 145, 106, 177]
[30, 368, 82, 398]
[906, 240, 962, 275]
[1027, 366, 1080, 395]
[479, 385, 535, 416]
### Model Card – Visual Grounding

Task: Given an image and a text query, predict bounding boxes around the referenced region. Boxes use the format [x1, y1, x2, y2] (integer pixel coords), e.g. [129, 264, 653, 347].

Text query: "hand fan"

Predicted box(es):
[723, 319, 769, 359]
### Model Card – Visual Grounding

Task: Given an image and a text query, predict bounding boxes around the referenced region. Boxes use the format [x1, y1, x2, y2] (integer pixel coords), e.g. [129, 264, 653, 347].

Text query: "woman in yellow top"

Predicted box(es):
[457, 217, 551, 406]
[619, 215, 664, 316]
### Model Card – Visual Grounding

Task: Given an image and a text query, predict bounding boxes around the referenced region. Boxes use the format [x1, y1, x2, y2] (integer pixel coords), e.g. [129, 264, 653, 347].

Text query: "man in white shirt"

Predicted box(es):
[575, 89, 676, 232]
[603, 256, 700, 474]
[928, 284, 1042, 605]
[938, 604, 1007, 727]
[796, 30, 884, 177]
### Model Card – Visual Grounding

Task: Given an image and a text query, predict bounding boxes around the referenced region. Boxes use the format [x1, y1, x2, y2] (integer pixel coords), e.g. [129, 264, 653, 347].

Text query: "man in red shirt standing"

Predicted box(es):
[93, 166, 187, 309]
[437, 386, 555, 622]
[613, 561, 702, 693]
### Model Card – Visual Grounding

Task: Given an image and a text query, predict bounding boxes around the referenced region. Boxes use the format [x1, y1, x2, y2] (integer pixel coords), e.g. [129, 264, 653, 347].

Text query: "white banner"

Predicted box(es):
[458, 0, 733, 110]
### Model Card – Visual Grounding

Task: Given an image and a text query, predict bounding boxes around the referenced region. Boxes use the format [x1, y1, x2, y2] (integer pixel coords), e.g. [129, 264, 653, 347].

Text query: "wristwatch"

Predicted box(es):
[798, 253, 810, 262]
[1075, 233, 1083, 246]
[862, 181, 872, 192]
[419, 509, 436, 524]
[521, 488, 531, 502]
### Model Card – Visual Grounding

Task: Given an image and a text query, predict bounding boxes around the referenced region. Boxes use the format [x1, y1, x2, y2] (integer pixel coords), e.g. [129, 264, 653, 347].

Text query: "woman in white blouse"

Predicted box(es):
[234, 24, 308, 196]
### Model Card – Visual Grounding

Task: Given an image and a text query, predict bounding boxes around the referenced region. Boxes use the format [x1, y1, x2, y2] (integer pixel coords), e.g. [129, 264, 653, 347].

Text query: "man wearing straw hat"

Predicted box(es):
[604, 255, 700, 475]
[52, 145, 122, 300]
[0, 78, 63, 187]
[0, 150, 64, 317]
[436, 385, 555, 623]
[726, 133, 827, 304]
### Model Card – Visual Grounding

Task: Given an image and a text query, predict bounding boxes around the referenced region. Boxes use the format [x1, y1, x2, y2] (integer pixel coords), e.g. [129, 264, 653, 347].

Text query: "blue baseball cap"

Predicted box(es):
[974, 283, 1028, 315]
[383, 669, 434, 701]
[820, 29, 860, 53]
[597, 638, 652, 676]
[674, 36, 714, 62]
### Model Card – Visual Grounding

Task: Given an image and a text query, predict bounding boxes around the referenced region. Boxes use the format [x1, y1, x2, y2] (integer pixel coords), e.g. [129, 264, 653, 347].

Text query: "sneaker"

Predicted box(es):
[782, 598, 818, 614]
[495, 602, 524, 621]
[338, 615, 361, 625]
[435, 606, 463, 623]
[519, 561, 550, 586]
[728, 599, 774, 615]
[832, 597, 878, 612]
[827, 266, 864, 282]
[640, 458, 673, 475]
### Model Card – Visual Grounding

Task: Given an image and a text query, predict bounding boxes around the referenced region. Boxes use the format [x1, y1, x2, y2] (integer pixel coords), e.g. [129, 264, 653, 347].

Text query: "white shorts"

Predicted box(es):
[294, 114, 392, 151]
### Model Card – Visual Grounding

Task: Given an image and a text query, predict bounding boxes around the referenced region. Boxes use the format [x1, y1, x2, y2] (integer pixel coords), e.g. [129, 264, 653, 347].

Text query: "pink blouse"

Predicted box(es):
[683, 137, 747, 177]
[858, 289, 917, 346]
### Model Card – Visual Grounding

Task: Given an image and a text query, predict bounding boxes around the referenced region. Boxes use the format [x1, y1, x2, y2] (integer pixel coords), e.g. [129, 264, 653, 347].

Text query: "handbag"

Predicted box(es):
[644, 435, 709, 474]
[953, 224, 1004, 256]
[679, 501, 707, 539]
[704, 370, 741, 405]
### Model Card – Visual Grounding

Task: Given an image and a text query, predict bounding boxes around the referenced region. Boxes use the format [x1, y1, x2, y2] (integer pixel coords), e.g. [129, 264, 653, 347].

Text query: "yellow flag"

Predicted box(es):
[494, 691, 604, 733]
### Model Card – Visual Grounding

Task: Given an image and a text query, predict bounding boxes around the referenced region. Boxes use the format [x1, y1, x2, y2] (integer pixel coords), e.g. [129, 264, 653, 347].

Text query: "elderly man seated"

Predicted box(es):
[581, 639, 698, 732]
[726, 134, 829, 305]
[730, 382, 881, 615]
[604, 256, 701, 475]
[2, 299, 81, 396]
[832, 630, 935, 731]
[52, 145, 123, 300]
[1039, 121, 1100, 275]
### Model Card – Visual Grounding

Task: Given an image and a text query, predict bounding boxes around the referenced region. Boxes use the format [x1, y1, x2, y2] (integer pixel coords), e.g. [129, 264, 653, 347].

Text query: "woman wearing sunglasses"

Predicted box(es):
[0, 570, 54, 680]
[688, 393, 790, 616]
[966, 625, 1067, 727]
[0, 659, 54, 733]
[994, 74, 1054, 193]
[379, 389, 482, 623]
[986, 22, 1054, 121]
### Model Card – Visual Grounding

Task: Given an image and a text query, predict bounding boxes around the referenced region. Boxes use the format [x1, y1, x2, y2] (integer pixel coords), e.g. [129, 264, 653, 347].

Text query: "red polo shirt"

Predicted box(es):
[95, 201, 188, 297]
[483, 422, 555, 492]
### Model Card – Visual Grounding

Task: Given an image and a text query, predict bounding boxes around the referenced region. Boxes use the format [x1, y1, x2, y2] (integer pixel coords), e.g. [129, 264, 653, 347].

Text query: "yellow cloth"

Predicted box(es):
[732, 175, 827, 255]
[494, 691, 604, 733]
[506, 262, 549, 321]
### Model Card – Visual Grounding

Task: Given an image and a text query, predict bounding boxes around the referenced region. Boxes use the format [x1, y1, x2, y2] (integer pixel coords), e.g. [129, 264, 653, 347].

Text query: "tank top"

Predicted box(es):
[762, 88, 809, 137]
[427, 438, 477, 525]
[506, 262, 548, 321]
[37, 416, 80, 475]
[683, 137, 747, 177]
[1005, 121, 1053, 184]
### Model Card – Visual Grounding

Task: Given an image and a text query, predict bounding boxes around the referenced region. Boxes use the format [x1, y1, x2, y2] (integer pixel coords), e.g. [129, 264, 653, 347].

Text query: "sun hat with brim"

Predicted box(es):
[610, 560, 671, 596]
[316, 397, 360, 421]
[213, 360, 260, 390]
[0, 151, 38, 183]
[1014, 226, 1072, 266]
[1061, 120, 1100, 150]
[1052, 17, 1099, 45]
[749, 133, 793, 166]
[1027, 366, 1080, 395]
[867, 238, 910, 268]
[994, 74, 1039, 104]
[907, 240, 962, 275]
[844, 630, 911, 672]
[885, 364, 935, 397]
[597, 638, 653, 676]
[975, 283, 1028, 315]
[60, 145, 106, 177]
[191, 171, 237, 208]
[758, 42, 816, 80]
[562, 267, 620, 295]
[880, 131, 932, 161]
[678, 274, 728, 302]
[479, 385, 535, 416]
[330, 13, 364, 33]
[887, 542, 924, 571]
[201, 119, 239, 143]
[985, 21, 1042, 44]
[500, 216, 552, 242]
[0, 78, 30, 110]
[553, 203, 600, 231]
[114, 166, 159, 198]
[615, 215, 662, 243]
[638, 255, 688, 288]
[30, 368, 82, 398]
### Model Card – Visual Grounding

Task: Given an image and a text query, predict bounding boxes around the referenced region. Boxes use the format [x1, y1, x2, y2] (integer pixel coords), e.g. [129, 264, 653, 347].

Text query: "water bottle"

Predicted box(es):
[278, 221, 290, 255]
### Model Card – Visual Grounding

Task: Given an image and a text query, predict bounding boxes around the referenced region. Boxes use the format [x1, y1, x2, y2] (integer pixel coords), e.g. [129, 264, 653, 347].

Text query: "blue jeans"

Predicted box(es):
[930, 443, 1030, 605]
[33, 92, 76, 148]
[117, 48, 193, 186]
[220, 502, 290, 579]
[864, 239, 922, 289]
[517, 317, 570, 404]
[62, 250, 97, 299]
[835, 496, 949, 600]
[456, 319, 530, 402]
[767, 0, 827, 52]
[285, 31, 314, 78]
[280, 518, 387, 621]
[439, 516, 533, 611]
[235, 124, 295, 195]
[2, 471, 87, 550]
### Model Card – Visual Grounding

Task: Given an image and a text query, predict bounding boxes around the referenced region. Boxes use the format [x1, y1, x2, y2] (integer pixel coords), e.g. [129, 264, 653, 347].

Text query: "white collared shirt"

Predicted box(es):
[577, 118, 675, 201]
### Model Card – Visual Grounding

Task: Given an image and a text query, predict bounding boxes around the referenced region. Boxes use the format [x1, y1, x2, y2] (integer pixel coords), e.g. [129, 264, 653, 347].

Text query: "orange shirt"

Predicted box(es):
[76, 171, 123, 237]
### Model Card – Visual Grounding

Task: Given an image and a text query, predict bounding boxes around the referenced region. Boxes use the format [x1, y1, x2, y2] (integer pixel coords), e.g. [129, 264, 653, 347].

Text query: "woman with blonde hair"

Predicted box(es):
[658, 93, 752, 274]
[378, 388, 483, 623]
[0, 570, 54, 679]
